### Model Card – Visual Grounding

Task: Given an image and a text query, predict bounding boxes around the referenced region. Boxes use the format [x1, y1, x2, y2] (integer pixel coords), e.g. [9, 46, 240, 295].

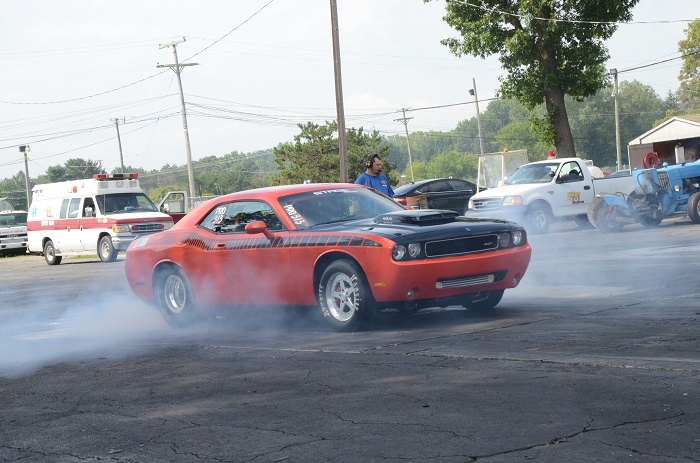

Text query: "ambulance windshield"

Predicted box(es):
[96, 193, 159, 214]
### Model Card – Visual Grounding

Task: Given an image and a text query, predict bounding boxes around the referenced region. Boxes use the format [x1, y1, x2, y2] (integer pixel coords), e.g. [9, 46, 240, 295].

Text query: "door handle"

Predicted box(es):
[215, 242, 226, 249]
[584, 185, 591, 190]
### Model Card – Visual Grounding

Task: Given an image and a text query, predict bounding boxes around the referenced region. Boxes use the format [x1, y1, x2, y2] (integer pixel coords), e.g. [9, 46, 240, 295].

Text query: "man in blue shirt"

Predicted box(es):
[355, 154, 395, 198]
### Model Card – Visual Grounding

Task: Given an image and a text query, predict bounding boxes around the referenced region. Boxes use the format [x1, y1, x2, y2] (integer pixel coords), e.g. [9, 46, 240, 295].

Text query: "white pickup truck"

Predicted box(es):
[464, 157, 636, 233]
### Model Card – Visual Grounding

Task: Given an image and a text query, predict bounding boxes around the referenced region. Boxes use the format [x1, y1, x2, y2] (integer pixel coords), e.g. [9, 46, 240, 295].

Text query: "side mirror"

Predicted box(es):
[245, 220, 274, 241]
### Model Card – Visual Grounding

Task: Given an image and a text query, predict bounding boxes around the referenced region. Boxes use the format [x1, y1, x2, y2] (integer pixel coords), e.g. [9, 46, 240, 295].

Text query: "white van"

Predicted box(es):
[27, 173, 173, 265]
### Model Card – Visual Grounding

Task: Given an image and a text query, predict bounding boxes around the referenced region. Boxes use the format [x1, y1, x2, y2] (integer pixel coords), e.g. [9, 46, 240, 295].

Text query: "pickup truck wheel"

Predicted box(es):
[43, 240, 62, 265]
[526, 203, 551, 233]
[688, 192, 700, 224]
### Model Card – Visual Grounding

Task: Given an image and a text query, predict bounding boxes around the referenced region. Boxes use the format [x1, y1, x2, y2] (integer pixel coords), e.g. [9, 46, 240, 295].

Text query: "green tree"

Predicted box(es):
[429, 0, 638, 157]
[427, 151, 478, 181]
[567, 81, 665, 167]
[0, 171, 30, 210]
[36, 158, 105, 183]
[273, 122, 391, 185]
[678, 19, 700, 113]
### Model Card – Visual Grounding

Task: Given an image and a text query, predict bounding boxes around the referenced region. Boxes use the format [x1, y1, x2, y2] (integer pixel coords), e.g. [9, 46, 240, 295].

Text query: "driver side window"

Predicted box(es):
[199, 201, 285, 234]
[559, 161, 583, 182]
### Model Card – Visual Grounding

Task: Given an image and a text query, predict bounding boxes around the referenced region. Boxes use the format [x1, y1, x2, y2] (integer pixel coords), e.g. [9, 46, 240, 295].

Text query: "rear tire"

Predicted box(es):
[43, 240, 62, 265]
[688, 192, 700, 224]
[156, 267, 200, 328]
[318, 260, 373, 331]
[98, 236, 118, 262]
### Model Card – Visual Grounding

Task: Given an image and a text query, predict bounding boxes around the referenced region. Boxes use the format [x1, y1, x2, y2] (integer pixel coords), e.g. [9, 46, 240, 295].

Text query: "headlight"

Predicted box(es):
[163, 222, 173, 230]
[111, 224, 130, 233]
[512, 230, 524, 246]
[393, 243, 421, 260]
[502, 196, 523, 206]
[407, 243, 421, 258]
[392, 245, 406, 260]
[498, 232, 510, 248]
[468, 199, 474, 209]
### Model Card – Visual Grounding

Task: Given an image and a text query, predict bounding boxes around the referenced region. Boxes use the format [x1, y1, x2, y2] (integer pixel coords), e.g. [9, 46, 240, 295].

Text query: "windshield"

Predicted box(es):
[0, 212, 27, 227]
[96, 193, 158, 214]
[278, 187, 404, 230]
[505, 163, 558, 185]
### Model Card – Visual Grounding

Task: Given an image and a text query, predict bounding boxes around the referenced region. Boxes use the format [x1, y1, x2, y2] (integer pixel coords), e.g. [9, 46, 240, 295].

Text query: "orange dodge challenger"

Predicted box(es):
[125, 183, 531, 331]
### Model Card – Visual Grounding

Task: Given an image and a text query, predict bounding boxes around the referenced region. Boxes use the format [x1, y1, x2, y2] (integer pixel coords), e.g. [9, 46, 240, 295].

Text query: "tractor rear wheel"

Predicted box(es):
[688, 192, 700, 224]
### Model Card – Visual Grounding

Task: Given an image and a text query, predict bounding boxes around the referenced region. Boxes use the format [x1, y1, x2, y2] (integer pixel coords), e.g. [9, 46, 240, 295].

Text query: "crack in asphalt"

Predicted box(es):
[466, 412, 686, 461]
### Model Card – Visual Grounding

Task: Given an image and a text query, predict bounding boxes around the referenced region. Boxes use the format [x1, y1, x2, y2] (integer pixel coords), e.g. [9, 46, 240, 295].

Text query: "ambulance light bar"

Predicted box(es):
[93, 173, 139, 180]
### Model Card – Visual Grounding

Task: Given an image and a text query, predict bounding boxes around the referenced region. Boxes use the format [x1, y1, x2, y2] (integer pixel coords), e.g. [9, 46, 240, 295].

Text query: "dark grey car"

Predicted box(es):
[394, 178, 478, 214]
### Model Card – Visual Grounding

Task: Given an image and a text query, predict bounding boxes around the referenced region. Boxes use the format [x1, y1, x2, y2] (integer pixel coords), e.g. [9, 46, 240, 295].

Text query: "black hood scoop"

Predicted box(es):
[373, 209, 460, 226]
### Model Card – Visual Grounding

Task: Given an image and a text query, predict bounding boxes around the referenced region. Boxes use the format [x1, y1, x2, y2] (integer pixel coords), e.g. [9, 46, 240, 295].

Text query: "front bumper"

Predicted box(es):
[364, 244, 531, 305]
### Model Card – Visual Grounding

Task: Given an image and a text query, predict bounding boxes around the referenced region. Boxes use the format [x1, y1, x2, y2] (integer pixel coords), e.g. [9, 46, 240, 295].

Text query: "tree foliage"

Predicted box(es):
[678, 19, 700, 113]
[273, 122, 392, 185]
[0, 171, 29, 210]
[36, 158, 105, 184]
[429, 0, 639, 157]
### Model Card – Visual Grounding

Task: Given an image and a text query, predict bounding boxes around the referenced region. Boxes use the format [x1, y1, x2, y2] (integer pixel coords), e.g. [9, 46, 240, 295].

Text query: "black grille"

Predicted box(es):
[425, 233, 499, 257]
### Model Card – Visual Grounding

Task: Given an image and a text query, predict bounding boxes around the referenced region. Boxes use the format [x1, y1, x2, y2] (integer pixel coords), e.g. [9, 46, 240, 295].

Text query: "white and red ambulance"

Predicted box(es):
[27, 173, 173, 265]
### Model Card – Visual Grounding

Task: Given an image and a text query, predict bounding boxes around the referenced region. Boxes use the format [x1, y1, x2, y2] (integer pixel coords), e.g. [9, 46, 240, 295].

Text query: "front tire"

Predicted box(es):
[318, 260, 373, 331]
[587, 196, 625, 233]
[467, 290, 505, 312]
[98, 236, 118, 262]
[43, 240, 62, 265]
[156, 267, 200, 328]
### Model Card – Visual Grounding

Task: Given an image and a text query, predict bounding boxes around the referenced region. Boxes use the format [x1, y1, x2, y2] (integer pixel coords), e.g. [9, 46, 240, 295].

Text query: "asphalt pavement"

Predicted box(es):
[1, 218, 698, 462]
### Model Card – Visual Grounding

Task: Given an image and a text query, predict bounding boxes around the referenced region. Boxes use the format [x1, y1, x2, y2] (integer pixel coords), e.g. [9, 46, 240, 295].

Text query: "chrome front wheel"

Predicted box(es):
[318, 260, 373, 331]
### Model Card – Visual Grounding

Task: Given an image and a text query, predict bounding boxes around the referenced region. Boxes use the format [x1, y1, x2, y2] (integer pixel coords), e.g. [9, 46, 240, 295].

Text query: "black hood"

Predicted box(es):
[309, 209, 523, 243]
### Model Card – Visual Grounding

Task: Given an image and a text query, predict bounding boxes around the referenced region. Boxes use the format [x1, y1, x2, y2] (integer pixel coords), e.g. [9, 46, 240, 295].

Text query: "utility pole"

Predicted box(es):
[157, 37, 198, 204]
[112, 118, 125, 173]
[396, 108, 415, 183]
[329, 0, 348, 182]
[19, 145, 30, 209]
[469, 78, 485, 156]
[610, 68, 622, 170]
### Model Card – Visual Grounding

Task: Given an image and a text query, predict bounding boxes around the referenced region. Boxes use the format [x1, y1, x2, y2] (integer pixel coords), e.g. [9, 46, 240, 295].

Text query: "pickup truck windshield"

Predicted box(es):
[0, 212, 27, 226]
[96, 193, 159, 214]
[505, 163, 558, 185]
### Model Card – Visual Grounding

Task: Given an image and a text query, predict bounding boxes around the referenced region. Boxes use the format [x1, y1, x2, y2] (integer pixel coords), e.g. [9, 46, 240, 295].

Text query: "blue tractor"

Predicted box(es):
[587, 160, 700, 232]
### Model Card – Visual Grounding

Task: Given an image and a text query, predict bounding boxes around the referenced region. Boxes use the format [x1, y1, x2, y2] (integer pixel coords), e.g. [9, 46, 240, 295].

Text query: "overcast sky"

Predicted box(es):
[1, 0, 698, 181]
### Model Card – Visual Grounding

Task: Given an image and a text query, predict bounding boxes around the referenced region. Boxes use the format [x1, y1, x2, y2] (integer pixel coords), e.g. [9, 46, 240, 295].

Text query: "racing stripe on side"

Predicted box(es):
[180, 232, 379, 250]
